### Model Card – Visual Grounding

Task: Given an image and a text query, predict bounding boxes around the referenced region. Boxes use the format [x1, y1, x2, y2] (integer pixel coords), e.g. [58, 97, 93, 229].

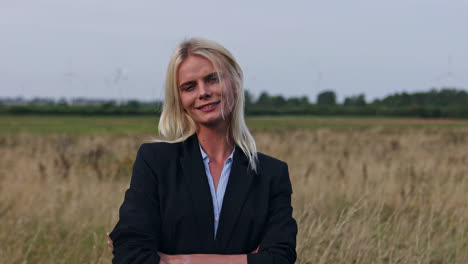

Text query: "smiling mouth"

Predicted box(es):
[196, 101, 220, 110]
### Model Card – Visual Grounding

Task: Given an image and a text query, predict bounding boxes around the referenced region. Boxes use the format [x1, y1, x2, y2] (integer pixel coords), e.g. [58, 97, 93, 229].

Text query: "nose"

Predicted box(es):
[198, 81, 212, 99]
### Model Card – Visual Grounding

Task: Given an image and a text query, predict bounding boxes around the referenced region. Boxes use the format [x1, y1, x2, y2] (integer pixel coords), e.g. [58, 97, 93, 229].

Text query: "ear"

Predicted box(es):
[228, 78, 238, 97]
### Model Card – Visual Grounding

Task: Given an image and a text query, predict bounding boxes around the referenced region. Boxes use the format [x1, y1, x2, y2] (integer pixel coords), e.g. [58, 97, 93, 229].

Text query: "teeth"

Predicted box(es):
[201, 103, 217, 109]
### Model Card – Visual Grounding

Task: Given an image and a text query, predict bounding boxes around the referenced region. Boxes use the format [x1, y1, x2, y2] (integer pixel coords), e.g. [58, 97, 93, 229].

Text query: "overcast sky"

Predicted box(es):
[1, 0, 467, 102]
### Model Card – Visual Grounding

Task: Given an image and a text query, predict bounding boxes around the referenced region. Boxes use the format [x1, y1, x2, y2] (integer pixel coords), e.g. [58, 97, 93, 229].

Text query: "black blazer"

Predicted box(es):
[110, 134, 297, 264]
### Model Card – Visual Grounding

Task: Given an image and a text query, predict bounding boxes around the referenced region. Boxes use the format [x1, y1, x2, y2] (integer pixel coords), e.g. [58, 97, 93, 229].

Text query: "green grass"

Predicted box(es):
[0, 115, 158, 135]
[2, 115, 468, 135]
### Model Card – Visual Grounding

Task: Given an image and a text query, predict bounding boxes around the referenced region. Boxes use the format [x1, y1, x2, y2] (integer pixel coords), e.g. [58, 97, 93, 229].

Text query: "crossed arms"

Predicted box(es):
[109, 144, 297, 264]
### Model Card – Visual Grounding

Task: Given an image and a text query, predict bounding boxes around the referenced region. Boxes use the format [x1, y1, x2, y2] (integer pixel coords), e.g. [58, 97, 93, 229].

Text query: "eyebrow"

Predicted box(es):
[179, 72, 219, 89]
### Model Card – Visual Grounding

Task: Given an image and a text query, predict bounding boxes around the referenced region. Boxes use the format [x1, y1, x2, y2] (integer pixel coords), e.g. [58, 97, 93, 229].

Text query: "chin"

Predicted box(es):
[199, 119, 222, 127]
[197, 116, 228, 128]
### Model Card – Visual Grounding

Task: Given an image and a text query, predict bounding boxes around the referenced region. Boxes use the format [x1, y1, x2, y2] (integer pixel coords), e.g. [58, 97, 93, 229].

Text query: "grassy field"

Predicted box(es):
[2, 115, 468, 134]
[1, 115, 467, 263]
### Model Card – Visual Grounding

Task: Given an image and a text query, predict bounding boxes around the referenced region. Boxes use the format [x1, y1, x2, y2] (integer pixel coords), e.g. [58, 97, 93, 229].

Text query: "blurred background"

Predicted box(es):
[1, 1, 467, 263]
[2, 0, 468, 114]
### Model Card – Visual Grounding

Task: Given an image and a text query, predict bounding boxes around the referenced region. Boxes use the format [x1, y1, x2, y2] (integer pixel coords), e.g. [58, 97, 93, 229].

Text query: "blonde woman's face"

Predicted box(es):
[177, 55, 232, 128]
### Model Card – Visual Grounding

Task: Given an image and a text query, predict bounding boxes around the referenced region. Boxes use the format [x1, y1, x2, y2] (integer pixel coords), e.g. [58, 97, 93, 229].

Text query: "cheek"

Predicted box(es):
[179, 94, 191, 111]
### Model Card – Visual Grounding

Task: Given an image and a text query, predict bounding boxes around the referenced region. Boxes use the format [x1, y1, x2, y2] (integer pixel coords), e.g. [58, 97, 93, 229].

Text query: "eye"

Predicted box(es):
[208, 75, 219, 84]
[180, 84, 195, 92]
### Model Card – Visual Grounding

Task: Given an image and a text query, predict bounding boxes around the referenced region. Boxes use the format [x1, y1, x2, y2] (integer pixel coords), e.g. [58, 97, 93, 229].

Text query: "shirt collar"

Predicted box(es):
[199, 143, 235, 163]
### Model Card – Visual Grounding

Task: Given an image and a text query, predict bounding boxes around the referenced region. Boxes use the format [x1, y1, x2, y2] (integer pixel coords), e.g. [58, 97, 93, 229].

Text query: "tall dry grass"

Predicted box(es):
[0, 128, 467, 263]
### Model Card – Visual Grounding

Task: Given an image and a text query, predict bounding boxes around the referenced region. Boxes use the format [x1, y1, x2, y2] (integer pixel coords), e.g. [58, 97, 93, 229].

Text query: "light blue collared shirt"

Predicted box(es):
[199, 144, 235, 239]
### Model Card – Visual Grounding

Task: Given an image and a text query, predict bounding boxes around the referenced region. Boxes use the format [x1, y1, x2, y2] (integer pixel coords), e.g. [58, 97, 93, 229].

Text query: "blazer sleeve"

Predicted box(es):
[247, 161, 298, 264]
[109, 144, 161, 264]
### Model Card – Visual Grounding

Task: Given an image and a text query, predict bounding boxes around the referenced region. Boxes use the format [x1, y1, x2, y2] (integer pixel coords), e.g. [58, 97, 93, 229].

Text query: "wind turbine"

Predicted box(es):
[432, 54, 465, 89]
[63, 59, 89, 104]
[105, 67, 128, 106]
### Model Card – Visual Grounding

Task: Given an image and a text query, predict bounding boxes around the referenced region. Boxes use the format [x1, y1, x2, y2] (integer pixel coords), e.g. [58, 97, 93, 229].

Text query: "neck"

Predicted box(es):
[196, 123, 234, 163]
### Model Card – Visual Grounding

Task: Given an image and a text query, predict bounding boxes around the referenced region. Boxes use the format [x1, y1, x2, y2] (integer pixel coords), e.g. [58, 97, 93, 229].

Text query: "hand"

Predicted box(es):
[106, 232, 114, 249]
[158, 252, 189, 264]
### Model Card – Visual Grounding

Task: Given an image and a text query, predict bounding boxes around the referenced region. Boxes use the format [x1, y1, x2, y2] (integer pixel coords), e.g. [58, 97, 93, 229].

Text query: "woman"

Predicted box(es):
[109, 38, 297, 264]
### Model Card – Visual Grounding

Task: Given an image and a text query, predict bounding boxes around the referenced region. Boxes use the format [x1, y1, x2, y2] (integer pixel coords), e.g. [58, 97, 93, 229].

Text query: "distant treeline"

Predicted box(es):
[1, 87, 468, 118]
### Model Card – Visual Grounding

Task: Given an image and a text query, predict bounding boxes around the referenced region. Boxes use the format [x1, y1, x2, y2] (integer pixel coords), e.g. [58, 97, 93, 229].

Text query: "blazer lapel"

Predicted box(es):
[215, 146, 255, 250]
[180, 134, 215, 246]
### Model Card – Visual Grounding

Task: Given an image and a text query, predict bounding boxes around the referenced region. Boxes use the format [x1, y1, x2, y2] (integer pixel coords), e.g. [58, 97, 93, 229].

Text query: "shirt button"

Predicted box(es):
[215, 216, 219, 222]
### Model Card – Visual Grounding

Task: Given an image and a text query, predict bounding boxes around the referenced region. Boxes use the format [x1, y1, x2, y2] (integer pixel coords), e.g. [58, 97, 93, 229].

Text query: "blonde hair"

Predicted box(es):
[158, 37, 258, 171]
